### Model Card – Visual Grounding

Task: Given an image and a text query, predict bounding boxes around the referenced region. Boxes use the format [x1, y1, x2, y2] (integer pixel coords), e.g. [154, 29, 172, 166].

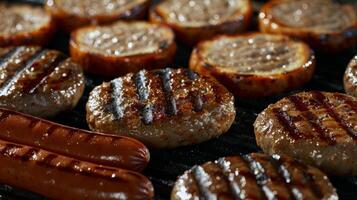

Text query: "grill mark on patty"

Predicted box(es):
[312, 91, 357, 140]
[111, 78, 124, 120]
[0, 49, 47, 96]
[134, 70, 153, 125]
[243, 155, 277, 200]
[191, 165, 218, 199]
[272, 108, 305, 140]
[0, 47, 25, 67]
[333, 93, 357, 112]
[25, 53, 67, 94]
[186, 69, 203, 112]
[287, 95, 336, 144]
[157, 68, 177, 116]
[0, 143, 21, 156]
[216, 158, 244, 199]
[269, 155, 303, 200]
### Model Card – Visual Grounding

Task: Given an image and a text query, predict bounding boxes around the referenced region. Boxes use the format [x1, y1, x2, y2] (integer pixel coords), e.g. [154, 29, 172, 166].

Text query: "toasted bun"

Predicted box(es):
[150, 0, 253, 46]
[45, 0, 151, 32]
[70, 21, 176, 77]
[0, 3, 55, 47]
[259, 0, 357, 52]
[190, 33, 315, 98]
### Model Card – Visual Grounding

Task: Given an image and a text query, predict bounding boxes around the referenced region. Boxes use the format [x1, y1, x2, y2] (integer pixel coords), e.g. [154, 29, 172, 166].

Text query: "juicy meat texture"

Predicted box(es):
[171, 153, 338, 200]
[344, 55, 357, 97]
[86, 68, 236, 148]
[0, 46, 85, 118]
[254, 91, 357, 176]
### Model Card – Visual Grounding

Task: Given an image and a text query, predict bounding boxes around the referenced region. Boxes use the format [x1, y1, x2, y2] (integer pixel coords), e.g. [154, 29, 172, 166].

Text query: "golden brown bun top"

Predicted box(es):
[72, 21, 175, 57]
[46, 0, 148, 17]
[196, 33, 312, 75]
[260, 0, 357, 33]
[154, 0, 251, 27]
[0, 3, 51, 36]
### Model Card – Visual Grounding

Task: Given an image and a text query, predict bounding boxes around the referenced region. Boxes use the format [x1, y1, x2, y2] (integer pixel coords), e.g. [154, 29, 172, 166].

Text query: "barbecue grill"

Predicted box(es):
[1, 0, 357, 199]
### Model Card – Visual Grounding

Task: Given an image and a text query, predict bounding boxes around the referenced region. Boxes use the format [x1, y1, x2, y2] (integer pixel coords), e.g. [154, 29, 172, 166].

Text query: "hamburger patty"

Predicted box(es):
[86, 68, 236, 148]
[254, 91, 357, 176]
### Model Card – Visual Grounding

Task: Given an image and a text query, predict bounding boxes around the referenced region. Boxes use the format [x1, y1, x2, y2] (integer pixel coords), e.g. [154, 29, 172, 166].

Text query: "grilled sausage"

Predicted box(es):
[190, 33, 315, 98]
[86, 68, 236, 148]
[70, 21, 176, 77]
[254, 91, 357, 176]
[171, 153, 338, 200]
[150, 0, 253, 46]
[45, 0, 151, 32]
[259, 0, 357, 52]
[0, 3, 55, 47]
[0, 139, 154, 200]
[0, 108, 149, 172]
[0, 46, 85, 118]
[344, 55, 357, 97]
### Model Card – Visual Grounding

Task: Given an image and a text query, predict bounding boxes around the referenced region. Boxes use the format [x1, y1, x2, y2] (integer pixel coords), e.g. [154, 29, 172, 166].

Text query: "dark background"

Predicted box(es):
[1, 0, 357, 199]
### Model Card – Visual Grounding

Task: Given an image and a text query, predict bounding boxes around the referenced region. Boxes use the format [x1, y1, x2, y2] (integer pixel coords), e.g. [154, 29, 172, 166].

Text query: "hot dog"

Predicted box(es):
[0, 108, 150, 172]
[0, 139, 154, 199]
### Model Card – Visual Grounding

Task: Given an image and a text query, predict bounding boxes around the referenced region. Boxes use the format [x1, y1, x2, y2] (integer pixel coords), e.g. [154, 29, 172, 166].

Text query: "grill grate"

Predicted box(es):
[1, 0, 357, 199]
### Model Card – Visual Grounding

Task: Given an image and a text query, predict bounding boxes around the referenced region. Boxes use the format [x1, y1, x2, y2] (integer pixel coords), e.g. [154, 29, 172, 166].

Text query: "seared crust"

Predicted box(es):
[344, 56, 357, 97]
[150, 0, 253, 46]
[0, 3, 55, 47]
[259, 0, 357, 52]
[45, 0, 151, 32]
[190, 33, 315, 98]
[70, 21, 177, 77]
[0, 46, 85, 118]
[171, 153, 338, 200]
[254, 91, 357, 176]
[86, 68, 236, 148]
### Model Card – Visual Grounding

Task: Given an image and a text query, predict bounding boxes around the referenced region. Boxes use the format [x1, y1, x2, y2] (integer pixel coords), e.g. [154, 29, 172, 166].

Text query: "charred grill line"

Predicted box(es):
[186, 70, 203, 112]
[45, 126, 58, 137]
[272, 108, 305, 140]
[216, 158, 243, 200]
[26, 53, 67, 94]
[243, 155, 277, 200]
[0, 111, 10, 123]
[192, 165, 217, 199]
[0, 144, 20, 156]
[0, 47, 25, 67]
[135, 70, 153, 125]
[21, 148, 39, 161]
[312, 91, 357, 140]
[0, 50, 48, 96]
[288, 95, 336, 144]
[269, 156, 302, 200]
[111, 79, 124, 120]
[334, 93, 357, 112]
[158, 68, 177, 116]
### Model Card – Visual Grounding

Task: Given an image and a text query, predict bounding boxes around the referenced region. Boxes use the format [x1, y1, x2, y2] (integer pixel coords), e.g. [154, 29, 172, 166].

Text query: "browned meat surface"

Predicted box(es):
[86, 68, 236, 148]
[190, 33, 315, 98]
[344, 56, 357, 97]
[255, 91, 357, 176]
[171, 153, 338, 200]
[0, 46, 85, 118]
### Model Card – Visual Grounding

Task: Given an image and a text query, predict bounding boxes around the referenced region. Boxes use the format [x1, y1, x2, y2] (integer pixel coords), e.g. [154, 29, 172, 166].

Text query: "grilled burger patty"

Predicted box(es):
[190, 33, 315, 98]
[70, 21, 176, 76]
[86, 68, 236, 148]
[0, 46, 85, 118]
[259, 0, 357, 52]
[0, 3, 54, 47]
[344, 56, 357, 97]
[150, 0, 253, 45]
[45, 0, 150, 32]
[254, 91, 357, 176]
[171, 153, 338, 200]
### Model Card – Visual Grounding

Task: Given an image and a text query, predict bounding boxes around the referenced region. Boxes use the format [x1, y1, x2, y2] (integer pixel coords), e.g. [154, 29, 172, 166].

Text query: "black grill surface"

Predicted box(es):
[1, 0, 357, 199]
